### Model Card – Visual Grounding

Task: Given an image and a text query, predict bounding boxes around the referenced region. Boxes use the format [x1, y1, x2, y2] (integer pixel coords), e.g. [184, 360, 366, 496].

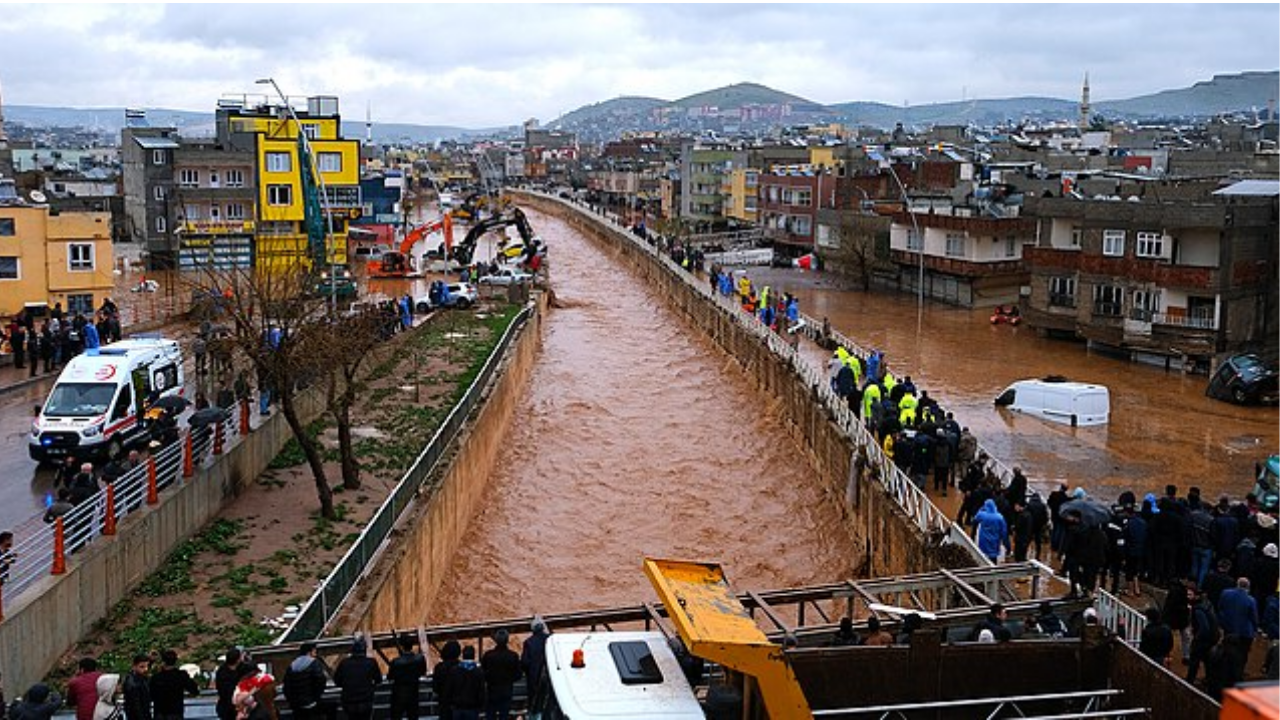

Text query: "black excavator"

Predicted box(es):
[451, 207, 541, 266]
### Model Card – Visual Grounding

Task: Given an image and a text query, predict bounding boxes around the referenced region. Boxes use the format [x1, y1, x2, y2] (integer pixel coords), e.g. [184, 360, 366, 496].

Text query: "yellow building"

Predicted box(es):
[724, 168, 759, 224]
[0, 202, 114, 318]
[224, 98, 361, 272]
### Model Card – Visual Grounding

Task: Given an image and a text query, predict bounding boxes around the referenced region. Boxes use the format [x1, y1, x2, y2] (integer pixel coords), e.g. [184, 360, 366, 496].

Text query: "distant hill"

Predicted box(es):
[1095, 71, 1280, 118]
[554, 96, 668, 127]
[670, 82, 828, 113]
[829, 97, 1081, 128]
[4, 104, 490, 144]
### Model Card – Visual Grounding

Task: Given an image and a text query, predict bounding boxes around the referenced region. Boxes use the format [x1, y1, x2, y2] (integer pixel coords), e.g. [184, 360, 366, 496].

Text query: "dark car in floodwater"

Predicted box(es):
[1206, 353, 1279, 405]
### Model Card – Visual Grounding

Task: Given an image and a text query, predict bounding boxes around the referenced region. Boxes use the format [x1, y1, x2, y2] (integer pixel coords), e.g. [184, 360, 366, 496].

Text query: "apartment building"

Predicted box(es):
[1021, 180, 1279, 366]
[0, 181, 114, 317]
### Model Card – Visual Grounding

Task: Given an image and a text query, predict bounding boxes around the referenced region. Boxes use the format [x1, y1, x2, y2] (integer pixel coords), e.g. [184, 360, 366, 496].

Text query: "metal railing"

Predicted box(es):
[1, 407, 240, 612]
[280, 305, 534, 642]
[530, 191, 989, 567]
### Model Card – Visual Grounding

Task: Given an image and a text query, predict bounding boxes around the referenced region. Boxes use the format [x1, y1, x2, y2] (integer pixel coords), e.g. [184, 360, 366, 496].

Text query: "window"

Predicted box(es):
[266, 152, 292, 173]
[301, 124, 319, 140]
[1132, 289, 1161, 321]
[155, 216, 167, 233]
[225, 169, 245, 188]
[1005, 236, 1019, 258]
[317, 152, 343, 173]
[153, 186, 166, 201]
[110, 387, 131, 422]
[183, 205, 202, 221]
[67, 293, 94, 317]
[945, 233, 967, 258]
[152, 150, 166, 165]
[178, 169, 199, 188]
[1070, 227, 1084, 248]
[226, 203, 246, 220]
[906, 228, 923, 251]
[267, 184, 292, 206]
[1136, 231, 1164, 259]
[1102, 229, 1125, 257]
[793, 216, 812, 236]
[68, 243, 94, 271]
[209, 206, 221, 220]
[0, 218, 14, 236]
[0, 257, 17, 280]
[792, 189, 812, 207]
[1049, 276, 1076, 307]
[1092, 284, 1124, 316]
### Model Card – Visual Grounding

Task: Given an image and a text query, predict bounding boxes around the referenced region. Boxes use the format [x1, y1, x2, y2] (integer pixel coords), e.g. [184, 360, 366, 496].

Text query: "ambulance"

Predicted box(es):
[29, 338, 185, 463]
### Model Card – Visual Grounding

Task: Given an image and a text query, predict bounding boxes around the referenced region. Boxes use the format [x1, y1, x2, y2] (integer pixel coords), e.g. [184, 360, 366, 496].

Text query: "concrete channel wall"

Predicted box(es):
[0, 390, 324, 696]
[514, 192, 970, 583]
[330, 294, 546, 632]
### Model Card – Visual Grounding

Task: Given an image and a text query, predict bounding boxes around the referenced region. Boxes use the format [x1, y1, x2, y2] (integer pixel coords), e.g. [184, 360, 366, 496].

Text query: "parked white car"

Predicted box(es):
[478, 267, 533, 286]
[415, 282, 479, 312]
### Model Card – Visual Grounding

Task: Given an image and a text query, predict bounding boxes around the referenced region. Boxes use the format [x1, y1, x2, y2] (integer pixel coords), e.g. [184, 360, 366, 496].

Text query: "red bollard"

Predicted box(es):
[146, 457, 158, 505]
[52, 517, 67, 575]
[239, 397, 250, 436]
[213, 420, 225, 456]
[103, 483, 117, 536]
[183, 431, 194, 478]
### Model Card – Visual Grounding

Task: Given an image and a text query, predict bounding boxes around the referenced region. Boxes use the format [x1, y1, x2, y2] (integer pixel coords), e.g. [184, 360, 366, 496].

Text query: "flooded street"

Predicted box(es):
[428, 210, 857, 623]
[748, 267, 1278, 503]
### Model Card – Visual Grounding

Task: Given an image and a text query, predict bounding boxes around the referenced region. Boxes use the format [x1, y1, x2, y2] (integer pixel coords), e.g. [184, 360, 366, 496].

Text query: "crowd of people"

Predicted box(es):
[1, 300, 122, 377]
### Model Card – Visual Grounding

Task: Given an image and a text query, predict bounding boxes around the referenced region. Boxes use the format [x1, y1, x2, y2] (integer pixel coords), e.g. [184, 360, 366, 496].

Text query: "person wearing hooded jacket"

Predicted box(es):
[520, 617, 551, 711]
[431, 640, 462, 720]
[92, 675, 122, 720]
[332, 635, 380, 720]
[8, 684, 62, 720]
[971, 499, 1009, 563]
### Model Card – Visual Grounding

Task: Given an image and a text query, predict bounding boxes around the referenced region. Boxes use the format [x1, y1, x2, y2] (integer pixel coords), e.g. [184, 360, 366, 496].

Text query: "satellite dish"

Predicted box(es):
[28, 190, 47, 204]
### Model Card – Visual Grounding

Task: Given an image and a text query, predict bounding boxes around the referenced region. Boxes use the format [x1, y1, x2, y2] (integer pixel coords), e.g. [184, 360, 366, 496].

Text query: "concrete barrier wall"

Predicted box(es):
[332, 296, 546, 632]
[515, 192, 959, 581]
[0, 389, 324, 695]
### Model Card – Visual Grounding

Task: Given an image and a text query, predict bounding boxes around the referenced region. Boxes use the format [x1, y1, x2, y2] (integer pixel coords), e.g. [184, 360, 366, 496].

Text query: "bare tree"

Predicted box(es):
[829, 212, 889, 292]
[181, 261, 339, 518]
[314, 306, 393, 490]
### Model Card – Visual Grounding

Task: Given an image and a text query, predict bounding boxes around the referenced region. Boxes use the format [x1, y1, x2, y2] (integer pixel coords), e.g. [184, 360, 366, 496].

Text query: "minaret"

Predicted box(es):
[1079, 73, 1091, 130]
[365, 101, 372, 146]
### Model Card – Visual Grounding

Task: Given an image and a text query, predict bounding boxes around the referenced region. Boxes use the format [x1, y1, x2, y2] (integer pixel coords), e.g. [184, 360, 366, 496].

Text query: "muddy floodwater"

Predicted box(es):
[746, 266, 1278, 504]
[429, 211, 857, 623]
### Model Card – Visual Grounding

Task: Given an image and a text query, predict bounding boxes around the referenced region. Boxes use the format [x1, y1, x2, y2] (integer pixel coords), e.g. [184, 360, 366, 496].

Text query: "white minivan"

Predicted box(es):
[30, 338, 185, 463]
[994, 377, 1110, 427]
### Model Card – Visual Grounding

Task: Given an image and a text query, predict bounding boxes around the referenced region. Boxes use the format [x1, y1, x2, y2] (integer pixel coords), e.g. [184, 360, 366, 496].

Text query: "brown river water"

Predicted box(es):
[428, 210, 858, 623]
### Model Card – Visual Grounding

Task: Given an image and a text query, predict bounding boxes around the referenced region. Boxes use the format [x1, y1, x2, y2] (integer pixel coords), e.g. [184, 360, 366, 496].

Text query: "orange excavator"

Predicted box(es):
[367, 214, 454, 278]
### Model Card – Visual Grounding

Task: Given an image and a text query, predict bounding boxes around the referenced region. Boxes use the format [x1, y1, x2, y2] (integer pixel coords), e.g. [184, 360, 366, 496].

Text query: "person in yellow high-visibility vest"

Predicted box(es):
[899, 403, 917, 428]
[883, 371, 897, 397]
[862, 382, 881, 423]
[845, 353, 862, 388]
[882, 432, 895, 461]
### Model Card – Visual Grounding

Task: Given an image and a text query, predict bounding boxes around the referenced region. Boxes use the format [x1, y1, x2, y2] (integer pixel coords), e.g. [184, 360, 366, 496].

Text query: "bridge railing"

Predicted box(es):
[279, 304, 534, 642]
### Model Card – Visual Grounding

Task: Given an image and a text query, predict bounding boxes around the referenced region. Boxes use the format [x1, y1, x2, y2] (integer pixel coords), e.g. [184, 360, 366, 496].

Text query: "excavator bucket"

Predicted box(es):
[644, 558, 812, 720]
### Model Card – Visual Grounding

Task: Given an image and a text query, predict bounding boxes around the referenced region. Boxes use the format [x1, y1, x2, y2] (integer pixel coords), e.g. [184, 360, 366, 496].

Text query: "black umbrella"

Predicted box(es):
[188, 407, 229, 429]
[1058, 498, 1113, 528]
[152, 396, 190, 413]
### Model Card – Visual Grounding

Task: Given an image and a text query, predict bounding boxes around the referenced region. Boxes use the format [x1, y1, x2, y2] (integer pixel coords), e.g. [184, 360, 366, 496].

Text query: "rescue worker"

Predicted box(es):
[861, 382, 882, 427]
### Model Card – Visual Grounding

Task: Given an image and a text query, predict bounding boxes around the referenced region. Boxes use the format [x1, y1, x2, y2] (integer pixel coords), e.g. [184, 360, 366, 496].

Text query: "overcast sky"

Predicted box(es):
[1, 4, 1277, 128]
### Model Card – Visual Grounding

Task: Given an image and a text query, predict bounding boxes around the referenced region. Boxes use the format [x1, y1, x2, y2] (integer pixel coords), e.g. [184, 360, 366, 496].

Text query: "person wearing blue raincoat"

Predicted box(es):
[972, 499, 1011, 562]
[83, 322, 101, 356]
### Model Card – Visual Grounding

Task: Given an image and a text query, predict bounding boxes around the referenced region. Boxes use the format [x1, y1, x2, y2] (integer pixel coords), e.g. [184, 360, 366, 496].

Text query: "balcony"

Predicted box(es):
[1024, 247, 1219, 290]
[1092, 302, 1124, 318]
[1152, 311, 1218, 331]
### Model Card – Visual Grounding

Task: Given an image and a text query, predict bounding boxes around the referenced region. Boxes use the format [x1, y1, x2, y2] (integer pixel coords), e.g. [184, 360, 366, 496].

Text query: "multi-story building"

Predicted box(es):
[170, 131, 256, 270]
[0, 179, 115, 317]
[678, 144, 748, 226]
[887, 211, 1035, 306]
[1021, 180, 1279, 367]
[121, 126, 178, 267]
[723, 167, 758, 224]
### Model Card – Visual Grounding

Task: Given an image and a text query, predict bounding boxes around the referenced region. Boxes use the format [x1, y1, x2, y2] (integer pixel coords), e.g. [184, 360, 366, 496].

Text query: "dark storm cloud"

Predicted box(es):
[0, 4, 1275, 127]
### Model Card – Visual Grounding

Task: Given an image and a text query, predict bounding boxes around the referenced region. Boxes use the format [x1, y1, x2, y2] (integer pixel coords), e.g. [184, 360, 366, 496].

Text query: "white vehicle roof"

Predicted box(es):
[1006, 378, 1107, 393]
[57, 339, 180, 384]
[544, 631, 704, 719]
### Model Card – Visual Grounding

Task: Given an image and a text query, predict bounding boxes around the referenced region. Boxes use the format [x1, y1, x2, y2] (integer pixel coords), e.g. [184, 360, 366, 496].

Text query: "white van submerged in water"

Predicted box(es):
[29, 338, 185, 463]
[994, 376, 1110, 427]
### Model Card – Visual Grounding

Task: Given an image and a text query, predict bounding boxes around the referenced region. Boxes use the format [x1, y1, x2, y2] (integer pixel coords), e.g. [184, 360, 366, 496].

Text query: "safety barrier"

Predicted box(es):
[527, 191, 990, 567]
[279, 304, 534, 642]
[0, 405, 241, 615]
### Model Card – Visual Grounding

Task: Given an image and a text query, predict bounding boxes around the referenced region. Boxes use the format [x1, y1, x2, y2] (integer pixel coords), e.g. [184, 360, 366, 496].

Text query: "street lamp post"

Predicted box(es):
[885, 166, 925, 313]
[256, 78, 338, 315]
